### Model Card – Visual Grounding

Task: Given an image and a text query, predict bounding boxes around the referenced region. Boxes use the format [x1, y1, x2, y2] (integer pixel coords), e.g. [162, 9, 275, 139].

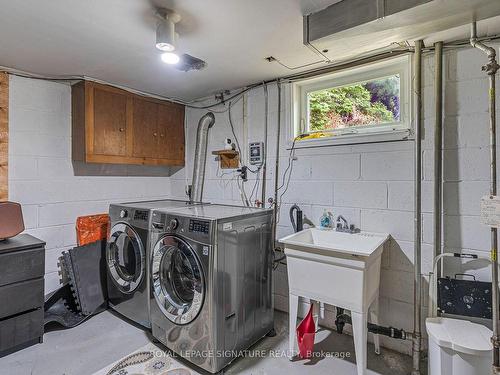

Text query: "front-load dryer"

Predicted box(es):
[149, 204, 274, 373]
[106, 199, 204, 329]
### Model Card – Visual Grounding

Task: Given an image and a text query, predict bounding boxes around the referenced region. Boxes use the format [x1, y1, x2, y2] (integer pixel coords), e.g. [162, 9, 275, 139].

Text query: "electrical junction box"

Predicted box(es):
[249, 142, 264, 165]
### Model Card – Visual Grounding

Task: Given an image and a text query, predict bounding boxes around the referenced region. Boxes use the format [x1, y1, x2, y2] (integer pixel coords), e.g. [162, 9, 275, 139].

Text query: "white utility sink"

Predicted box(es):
[280, 228, 389, 257]
[280, 228, 390, 375]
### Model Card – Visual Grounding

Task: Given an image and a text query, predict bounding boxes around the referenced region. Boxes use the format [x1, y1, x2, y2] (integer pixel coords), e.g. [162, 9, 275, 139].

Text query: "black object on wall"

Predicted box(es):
[437, 275, 492, 319]
[289, 204, 303, 233]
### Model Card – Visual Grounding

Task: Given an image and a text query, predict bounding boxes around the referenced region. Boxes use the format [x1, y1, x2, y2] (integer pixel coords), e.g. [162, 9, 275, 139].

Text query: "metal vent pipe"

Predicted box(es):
[190, 112, 215, 203]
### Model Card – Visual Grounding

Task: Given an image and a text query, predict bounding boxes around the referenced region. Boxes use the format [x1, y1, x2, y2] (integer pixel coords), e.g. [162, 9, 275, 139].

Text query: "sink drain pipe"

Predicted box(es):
[470, 21, 500, 374]
[335, 313, 410, 341]
[412, 39, 423, 375]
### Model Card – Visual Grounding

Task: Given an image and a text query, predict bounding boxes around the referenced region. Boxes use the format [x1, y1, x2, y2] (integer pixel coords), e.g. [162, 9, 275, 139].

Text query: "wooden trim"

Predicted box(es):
[71, 81, 86, 162]
[0, 72, 8, 201]
[126, 96, 133, 157]
[85, 81, 95, 156]
[86, 154, 184, 166]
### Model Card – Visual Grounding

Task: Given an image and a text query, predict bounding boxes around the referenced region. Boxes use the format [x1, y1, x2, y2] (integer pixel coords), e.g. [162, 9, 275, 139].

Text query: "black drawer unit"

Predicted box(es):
[0, 234, 45, 357]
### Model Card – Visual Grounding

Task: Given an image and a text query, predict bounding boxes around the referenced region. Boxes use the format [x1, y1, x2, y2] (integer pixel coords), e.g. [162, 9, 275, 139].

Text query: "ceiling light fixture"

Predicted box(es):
[155, 9, 181, 52]
[161, 52, 180, 65]
[154, 7, 206, 71]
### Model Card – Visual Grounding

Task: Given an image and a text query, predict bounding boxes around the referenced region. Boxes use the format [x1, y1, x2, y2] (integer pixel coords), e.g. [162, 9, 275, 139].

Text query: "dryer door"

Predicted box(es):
[106, 223, 145, 293]
[151, 235, 204, 325]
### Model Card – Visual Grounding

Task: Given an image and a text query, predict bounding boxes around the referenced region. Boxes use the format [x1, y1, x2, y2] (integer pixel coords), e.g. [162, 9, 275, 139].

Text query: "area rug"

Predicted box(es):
[92, 343, 201, 375]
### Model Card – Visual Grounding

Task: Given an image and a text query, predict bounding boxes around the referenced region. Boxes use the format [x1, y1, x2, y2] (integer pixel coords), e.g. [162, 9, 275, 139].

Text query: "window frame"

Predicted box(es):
[290, 55, 412, 148]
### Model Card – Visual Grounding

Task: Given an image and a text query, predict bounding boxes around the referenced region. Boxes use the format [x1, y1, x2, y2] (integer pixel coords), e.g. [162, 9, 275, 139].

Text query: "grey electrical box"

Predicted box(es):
[249, 142, 264, 165]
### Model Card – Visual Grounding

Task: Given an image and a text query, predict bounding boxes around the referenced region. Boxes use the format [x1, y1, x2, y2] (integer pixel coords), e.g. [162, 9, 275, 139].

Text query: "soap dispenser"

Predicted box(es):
[319, 210, 333, 229]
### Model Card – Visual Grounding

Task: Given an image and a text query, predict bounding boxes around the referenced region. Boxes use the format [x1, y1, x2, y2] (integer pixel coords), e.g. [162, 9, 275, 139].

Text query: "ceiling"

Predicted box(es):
[0, 0, 339, 101]
[0, 0, 499, 101]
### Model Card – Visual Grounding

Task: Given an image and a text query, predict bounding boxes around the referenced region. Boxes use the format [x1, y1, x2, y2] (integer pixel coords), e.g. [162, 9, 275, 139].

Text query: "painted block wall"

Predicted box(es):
[170, 45, 500, 355]
[6, 44, 499, 355]
[8, 75, 174, 294]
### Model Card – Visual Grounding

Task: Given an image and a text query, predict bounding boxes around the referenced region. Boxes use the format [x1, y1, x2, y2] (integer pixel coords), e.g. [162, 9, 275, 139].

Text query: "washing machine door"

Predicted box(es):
[151, 235, 204, 325]
[106, 223, 145, 294]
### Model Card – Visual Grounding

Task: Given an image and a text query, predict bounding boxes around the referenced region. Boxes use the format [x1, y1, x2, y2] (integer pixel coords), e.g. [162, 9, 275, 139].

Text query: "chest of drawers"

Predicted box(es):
[0, 234, 45, 356]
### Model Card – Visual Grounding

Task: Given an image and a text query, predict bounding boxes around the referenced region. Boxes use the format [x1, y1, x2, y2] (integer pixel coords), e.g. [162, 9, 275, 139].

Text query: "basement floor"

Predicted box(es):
[0, 310, 423, 375]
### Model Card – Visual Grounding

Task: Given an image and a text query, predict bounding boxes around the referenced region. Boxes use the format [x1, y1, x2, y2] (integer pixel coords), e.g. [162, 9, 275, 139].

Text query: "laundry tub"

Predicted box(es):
[426, 317, 492, 375]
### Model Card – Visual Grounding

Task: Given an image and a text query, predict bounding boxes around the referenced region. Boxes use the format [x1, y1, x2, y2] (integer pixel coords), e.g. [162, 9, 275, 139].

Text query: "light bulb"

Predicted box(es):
[156, 42, 175, 52]
[161, 52, 180, 65]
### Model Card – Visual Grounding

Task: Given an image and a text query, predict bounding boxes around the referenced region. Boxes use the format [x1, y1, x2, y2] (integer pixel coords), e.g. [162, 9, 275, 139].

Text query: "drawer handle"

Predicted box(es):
[119, 128, 125, 132]
[153, 132, 158, 137]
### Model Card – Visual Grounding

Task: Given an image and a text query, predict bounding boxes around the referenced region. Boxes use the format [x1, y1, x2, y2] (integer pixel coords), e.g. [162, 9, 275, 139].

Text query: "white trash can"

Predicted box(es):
[426, 317, 492, 375]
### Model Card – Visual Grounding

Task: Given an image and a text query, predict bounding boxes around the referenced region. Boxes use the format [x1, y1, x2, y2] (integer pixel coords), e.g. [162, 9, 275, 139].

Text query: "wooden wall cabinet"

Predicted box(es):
[72, 81, 185, 166]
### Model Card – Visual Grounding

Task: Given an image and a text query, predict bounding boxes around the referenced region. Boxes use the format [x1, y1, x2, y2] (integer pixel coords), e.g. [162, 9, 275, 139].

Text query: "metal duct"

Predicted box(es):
[190, 112, 215, 203]
[304, 0, 500, 63]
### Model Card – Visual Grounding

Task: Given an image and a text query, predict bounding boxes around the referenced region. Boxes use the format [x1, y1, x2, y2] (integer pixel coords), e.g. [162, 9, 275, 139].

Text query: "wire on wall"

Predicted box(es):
[275, 137, 298, 224]
[4, 31, 500, 113]
[249, 171, 261, 204]
[266, 56, 326, 70]
[261, 82, 268, 207]
[228, 100, 243, 155]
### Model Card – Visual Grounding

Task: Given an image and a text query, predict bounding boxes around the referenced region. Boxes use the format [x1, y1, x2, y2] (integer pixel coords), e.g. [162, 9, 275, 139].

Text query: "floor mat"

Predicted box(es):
[92, 343, 201, 375]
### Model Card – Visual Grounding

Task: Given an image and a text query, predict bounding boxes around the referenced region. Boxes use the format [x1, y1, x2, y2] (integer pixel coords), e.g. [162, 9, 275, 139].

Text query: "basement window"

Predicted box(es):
[291, 55, 412, 147]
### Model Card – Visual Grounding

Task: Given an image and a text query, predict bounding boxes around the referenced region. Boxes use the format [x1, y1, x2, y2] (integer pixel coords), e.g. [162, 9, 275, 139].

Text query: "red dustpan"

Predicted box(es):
[296, 304, 316, 359]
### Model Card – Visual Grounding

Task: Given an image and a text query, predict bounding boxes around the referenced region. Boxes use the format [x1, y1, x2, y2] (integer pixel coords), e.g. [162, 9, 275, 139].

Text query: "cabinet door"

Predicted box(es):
[132, 97, 158, 159]
[157, 102, 185, 164]
[91, 85, 128, 157]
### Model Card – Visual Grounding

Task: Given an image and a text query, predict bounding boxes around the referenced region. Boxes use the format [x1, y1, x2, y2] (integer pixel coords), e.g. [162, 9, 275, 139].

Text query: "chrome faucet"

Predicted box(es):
[336, 215, 348, 230]
[336, 215, 360, 234]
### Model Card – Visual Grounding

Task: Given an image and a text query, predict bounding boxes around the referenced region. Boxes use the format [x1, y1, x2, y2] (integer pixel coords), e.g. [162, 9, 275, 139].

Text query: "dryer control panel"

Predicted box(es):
[189, 219, 210, 234]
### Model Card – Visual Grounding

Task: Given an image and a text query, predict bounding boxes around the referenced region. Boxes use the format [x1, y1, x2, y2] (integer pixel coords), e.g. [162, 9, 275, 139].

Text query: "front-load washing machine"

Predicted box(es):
[149, 204, 274, 373]
[106, 199, 205, 329]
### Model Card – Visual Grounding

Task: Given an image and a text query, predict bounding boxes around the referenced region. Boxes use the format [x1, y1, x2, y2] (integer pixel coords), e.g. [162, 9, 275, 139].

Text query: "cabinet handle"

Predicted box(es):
[119, 128, 125, 132]
[160, 134, 165, 138]
[153, 132, 158, 137]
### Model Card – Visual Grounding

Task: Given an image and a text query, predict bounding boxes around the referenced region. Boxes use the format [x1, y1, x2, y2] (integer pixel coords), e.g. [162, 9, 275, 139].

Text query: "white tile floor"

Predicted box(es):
[0, 310, 423, 375]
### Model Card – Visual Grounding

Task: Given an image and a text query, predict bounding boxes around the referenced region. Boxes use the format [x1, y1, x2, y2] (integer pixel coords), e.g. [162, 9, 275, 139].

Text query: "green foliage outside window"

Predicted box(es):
[307, 75, 400, 132]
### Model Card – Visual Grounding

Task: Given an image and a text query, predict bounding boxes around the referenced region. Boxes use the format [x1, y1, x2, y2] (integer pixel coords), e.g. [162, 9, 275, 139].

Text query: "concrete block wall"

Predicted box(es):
[172, 45, 500, 355]
[5, 43, 496, 355]
[8, 75, 174, 294]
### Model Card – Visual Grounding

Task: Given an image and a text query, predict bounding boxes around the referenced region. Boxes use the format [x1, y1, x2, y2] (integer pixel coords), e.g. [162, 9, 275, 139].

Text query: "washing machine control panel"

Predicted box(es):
[189, 219, 210, 234]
